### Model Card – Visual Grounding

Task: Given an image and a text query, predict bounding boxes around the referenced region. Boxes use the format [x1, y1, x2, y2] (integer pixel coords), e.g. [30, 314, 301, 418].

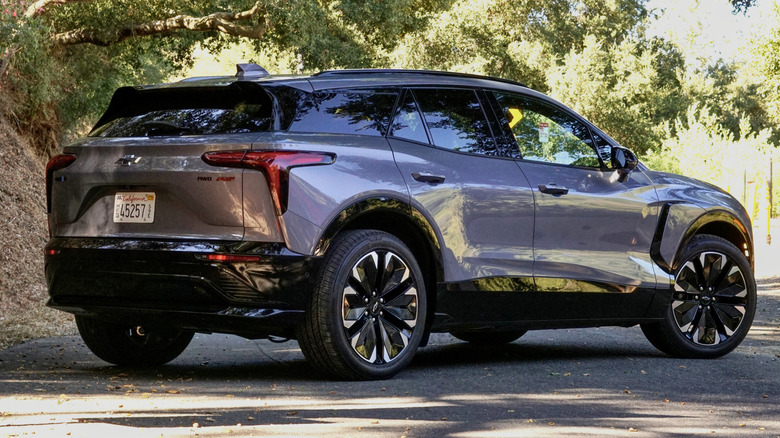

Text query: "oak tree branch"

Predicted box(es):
[50, 2, 267, 46]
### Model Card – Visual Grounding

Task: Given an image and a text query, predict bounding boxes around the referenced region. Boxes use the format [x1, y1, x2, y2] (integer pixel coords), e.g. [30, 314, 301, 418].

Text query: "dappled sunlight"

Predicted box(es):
[2, 386, 777, 436]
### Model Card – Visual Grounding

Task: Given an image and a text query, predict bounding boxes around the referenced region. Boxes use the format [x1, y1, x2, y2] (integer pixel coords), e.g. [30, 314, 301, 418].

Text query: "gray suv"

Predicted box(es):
[45, 65, 756, 379]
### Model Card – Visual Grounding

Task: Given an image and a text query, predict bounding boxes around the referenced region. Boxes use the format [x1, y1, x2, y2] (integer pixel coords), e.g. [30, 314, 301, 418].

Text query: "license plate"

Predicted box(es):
[113, 192, 156, 223]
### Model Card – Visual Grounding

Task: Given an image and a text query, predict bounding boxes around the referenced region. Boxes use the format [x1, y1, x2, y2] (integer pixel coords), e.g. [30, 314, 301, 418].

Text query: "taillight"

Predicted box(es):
[204, 254, 262, 263]
[45, 154, 77, 213]
[202, 150, 336, 214]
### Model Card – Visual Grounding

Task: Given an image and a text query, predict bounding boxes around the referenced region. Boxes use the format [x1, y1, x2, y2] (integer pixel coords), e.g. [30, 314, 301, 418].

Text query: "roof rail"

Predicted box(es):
[236, 63, 270, 78]
[311, 69, 527, 88]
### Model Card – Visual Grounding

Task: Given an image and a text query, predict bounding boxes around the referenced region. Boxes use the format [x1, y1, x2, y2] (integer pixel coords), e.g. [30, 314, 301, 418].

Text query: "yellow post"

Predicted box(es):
[746, 180, 756, 225]
[765, 173, 772, 245]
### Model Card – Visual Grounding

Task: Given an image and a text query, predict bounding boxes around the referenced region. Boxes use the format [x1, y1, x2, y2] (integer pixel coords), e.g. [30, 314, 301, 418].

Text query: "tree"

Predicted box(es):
[386, 0, 648, 91]
[547, 35, 686, 154]
[749, 1, 780, 130]
[0, 0, 450, 153]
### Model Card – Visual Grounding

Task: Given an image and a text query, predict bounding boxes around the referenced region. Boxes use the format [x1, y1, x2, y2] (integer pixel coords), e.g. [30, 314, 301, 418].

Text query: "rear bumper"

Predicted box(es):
[45, 238, 321, 338]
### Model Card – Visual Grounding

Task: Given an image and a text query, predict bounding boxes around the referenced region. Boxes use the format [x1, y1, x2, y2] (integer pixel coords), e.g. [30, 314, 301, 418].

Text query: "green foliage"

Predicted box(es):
[547, 35, 685, 155]
[386, 0, 648, 90]
[643, 105, 771, 206]
[749, 2, 780, 135]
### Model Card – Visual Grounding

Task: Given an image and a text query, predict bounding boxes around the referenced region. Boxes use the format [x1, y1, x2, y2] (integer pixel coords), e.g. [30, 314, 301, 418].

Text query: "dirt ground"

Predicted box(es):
[0, 119, 75, 349]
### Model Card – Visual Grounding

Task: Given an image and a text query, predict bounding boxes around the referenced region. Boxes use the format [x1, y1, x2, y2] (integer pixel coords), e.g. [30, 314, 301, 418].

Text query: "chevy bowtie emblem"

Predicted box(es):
[116, 155, 142, 166]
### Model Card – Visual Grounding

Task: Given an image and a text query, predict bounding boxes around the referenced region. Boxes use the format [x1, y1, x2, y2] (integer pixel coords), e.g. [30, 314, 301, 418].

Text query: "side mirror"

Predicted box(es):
[611, 147, 638, 183]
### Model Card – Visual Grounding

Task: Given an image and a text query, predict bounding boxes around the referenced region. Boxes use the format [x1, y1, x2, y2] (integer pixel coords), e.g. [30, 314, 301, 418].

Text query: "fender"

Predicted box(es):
[652, 202, 753, 274]
[314, 196, 443, 264]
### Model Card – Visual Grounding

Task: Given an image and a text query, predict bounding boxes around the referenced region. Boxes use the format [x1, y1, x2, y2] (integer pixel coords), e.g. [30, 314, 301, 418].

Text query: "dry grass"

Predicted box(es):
[0, 118, 76, 349]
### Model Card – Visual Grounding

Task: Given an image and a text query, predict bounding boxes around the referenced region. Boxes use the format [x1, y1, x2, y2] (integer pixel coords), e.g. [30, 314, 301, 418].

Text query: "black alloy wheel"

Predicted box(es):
[298, 230, 427, 380]
[641, 234, 756, 358]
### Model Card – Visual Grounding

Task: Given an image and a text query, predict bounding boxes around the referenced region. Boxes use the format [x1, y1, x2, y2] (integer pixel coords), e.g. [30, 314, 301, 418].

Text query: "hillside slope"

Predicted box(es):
[0, 119, 75, 349]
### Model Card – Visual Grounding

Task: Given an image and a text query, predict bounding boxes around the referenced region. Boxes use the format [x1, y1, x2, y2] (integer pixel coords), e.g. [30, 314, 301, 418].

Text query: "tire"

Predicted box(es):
[297, 230, 427, 380]
[450, 330, 526, 345]
[640, 234, 756, 358]
[75, 315, 193, 366]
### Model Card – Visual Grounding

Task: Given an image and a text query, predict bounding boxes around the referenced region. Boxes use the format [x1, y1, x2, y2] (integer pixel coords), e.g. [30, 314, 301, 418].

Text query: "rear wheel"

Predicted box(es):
[75, 315, 193, 366]
[298, 230, 427, 380]
[641, 234, 756, 358]
[450, 330, 526, 345]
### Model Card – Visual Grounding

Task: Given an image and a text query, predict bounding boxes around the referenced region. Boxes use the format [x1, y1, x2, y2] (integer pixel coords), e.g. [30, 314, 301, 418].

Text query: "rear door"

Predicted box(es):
[489, 90, 660, 321]
[388, 88, 536, 324]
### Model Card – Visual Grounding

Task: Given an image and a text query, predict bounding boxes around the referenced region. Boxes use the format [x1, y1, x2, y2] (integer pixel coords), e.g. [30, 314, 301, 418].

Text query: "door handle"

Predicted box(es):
[412, 172, 446, 184]
[538, 183, 569, 195]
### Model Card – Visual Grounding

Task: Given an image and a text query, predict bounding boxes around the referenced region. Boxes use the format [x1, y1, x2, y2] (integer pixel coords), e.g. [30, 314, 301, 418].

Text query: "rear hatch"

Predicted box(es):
[47, 82, 285, 242]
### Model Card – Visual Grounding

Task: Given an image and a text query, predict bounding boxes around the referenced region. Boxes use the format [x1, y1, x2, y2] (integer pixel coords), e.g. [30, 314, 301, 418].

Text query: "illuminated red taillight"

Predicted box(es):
[45, 154, 77, 213]
[205, 254, 262, 263]
[202, 150, 336, 214]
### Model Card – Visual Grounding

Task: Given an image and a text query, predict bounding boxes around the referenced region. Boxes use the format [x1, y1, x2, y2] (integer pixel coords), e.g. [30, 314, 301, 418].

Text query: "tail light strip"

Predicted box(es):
[202, 150, 336, 214]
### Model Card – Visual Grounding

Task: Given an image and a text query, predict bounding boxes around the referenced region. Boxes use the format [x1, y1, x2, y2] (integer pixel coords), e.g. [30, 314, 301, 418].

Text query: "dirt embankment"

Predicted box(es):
[0, 118, 75, 349]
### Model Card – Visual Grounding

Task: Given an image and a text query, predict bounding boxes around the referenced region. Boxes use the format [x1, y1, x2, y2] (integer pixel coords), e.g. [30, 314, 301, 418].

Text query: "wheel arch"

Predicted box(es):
[654, 204, 754, 274]
[313, 197, 445, 344]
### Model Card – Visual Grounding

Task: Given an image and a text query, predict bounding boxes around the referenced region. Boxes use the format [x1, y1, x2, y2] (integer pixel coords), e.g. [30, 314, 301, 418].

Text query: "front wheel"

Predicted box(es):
[75, 316, 193, 366]
[641, 234, 756, 358]
[297, 230, 427, 380]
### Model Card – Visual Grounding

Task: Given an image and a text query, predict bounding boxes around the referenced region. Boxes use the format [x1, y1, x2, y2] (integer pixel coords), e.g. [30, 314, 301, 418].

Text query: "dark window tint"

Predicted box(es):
[92, 107, 271, 137]
[90, 85, 276, 138]
[413, 89, 496, 155]
[493, 92, 601, 168]
[289, 89, 398, 136]
[389, 90, 429, 144]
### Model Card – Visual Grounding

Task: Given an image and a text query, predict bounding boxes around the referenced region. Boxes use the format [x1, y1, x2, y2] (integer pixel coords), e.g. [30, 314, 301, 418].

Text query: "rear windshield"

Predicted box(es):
[89, 83, 287, 138]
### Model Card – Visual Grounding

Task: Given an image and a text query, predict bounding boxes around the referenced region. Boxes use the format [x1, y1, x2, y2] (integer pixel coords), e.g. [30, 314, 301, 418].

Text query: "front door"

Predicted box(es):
[490, 90, 660, 321]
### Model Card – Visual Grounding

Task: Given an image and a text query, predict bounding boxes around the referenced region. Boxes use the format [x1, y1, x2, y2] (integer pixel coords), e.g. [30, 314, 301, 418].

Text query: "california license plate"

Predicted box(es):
[113, 192, 155, 223]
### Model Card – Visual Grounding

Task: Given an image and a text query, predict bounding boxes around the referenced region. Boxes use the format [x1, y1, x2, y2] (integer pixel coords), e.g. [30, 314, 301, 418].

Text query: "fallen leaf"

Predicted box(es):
[166, 390, 180, 394]
[286, 412, 298, 416]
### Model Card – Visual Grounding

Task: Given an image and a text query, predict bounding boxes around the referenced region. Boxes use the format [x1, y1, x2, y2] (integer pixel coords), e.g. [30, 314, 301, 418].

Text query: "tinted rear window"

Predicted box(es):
[413, 88, 496, 155]
[288, 89, 399, 136]
[89, 83, 280, 138]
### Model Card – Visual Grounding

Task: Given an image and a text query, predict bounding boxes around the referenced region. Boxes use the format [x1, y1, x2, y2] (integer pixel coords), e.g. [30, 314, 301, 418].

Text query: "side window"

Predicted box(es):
[413, 88, 496, 155]
[389, 90, 430, 144]
[288, 89, 399, 136]
[493, 92, 601, 168]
